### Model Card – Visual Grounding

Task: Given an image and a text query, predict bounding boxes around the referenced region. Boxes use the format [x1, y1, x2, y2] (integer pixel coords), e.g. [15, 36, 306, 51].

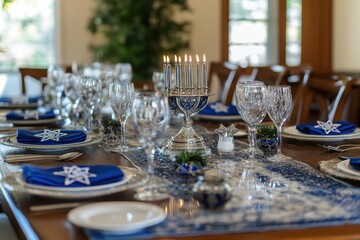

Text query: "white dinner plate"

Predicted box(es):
[196, 114, 242, 121]
[7, 118, 58, 126]
[23, 168, 133, 192]
[337, 160, 360, 177]
[282, 126, 360, 142]
[0, 133, 102, 151]
[1, 167, 147, 199]
[68, 202, 166, 234]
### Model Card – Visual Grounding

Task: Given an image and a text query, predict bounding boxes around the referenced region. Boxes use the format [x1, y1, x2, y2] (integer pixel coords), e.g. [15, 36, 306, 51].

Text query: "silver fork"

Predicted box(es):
[318, 144, 360, 152]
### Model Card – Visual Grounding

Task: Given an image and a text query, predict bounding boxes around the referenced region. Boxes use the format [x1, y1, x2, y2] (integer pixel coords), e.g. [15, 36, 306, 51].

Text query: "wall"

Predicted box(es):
[59, 0, 359, 73]
[58, 0, 222, 65]
[332, 0, 360, 72]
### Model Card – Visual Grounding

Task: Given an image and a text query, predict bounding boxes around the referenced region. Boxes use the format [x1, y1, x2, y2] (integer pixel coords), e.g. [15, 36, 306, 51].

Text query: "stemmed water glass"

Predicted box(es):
[108, 82, 136, 152]
[63, 73, 81, 129]
[79, 76, 102, 133]
[47, 65, 65, 117]
[235, 81, 267, 160]
[133, 91, 170, 201]
[266, 85, 292, 161]
[115, 63, 132, 83]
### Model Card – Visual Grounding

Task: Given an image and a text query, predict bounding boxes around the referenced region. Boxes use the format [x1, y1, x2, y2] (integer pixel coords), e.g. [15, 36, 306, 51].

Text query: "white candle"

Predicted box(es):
[174, 55, 179, 89]
[184, 54, 189, 89]
[163, 55, 168, 90]
[178, 56, 182, 91]
[202, 54, 208, 90]
[166, 56, 171, 91]
[196, 54, 200, 91]
[189, 55, 194, 89]
[217, 136, 234, 153]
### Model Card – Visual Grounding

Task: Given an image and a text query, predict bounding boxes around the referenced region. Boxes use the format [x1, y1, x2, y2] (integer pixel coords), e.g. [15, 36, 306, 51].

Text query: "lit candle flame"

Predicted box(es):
[163, 55, 166, 63]
[175, 55, 177, 62]
[184, 54, 188, 63]
[196, 54, 200, 63]
[166, 56, 170, 63]
[189, 55, 192, 63]
[203, 54, 206, 62]
[179, 56, 182, 63]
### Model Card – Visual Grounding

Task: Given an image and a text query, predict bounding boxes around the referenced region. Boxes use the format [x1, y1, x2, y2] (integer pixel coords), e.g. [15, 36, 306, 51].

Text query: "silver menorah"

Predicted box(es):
[162, 54, 212, 156]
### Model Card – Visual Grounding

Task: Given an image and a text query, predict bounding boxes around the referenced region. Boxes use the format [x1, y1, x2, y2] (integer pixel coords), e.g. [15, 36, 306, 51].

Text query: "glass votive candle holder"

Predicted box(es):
[217, 135, 234, 155]
[215, 124, 239, 157]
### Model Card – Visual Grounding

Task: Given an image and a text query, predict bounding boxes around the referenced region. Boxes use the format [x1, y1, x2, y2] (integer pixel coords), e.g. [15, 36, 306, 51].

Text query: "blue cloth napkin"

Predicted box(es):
[349, 158, 360, 171]
[296, 121, 357, 135]
[6, 110, 56, 120]
[0, 96, 39, 104]
[22, 165, 124, 187]
[199, 101, 239, 117]
[16, 129, 87, 145]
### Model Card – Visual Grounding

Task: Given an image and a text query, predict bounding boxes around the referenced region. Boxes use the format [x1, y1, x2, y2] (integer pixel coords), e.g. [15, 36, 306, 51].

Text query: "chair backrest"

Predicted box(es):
[290, 72, 357, 125]
[19, 67, 48, 94]
[250, 64, 287, 86]
[208, 61, 243, 105]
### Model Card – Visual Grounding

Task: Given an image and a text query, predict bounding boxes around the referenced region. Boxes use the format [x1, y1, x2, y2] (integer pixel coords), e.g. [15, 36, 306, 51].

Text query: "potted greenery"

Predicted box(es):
[256, 125, 278, 157]
[88, 0, 191, 82]
[175, 151, 206, 176]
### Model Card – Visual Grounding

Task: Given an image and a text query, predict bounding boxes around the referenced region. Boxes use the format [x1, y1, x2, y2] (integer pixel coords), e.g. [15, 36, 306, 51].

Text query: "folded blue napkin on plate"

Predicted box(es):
[349, 158, 360, 171]
[296, 120, 356, 135]
[16, 129, 87, 145]
[22, 165, 124, 187]
[0, 96, 39, 104]
[199, 101, 239, 116]
[6, 110, 56, 120]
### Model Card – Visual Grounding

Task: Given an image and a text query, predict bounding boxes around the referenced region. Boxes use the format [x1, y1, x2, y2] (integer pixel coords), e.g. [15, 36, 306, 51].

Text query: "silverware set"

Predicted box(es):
[4, 152, 83, 163]
[318, 144, 360, 152]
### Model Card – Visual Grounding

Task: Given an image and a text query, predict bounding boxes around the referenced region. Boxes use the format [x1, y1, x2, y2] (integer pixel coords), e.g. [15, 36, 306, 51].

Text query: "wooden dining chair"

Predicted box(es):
[289, 72, 357, 125]
[208, 61, 244, 105]
[19, 67, 48, 94]
[249, 64, 287, 86]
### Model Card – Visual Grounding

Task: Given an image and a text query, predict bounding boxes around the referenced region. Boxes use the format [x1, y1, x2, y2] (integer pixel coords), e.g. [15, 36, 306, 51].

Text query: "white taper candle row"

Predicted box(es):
[163, 54, 208, 95]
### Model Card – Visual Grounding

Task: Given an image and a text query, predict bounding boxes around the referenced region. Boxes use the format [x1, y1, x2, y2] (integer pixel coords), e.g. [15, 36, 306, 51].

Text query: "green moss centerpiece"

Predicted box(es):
[256, 125, 278, 157]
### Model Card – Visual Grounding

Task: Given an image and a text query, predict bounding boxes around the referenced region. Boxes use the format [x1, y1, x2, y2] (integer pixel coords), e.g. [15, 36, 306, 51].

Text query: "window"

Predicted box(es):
[0, 0, 55, 70]
[227, 0, 302, 66]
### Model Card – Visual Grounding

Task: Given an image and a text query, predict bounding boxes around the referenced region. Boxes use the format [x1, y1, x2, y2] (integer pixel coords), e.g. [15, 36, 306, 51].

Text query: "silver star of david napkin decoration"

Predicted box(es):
[53, 166, 97, 186]
[210, 102, 229, 113]
[314, 120, 341, 134]
[24, 110, 39, 120]
[34, 129, 67, 142]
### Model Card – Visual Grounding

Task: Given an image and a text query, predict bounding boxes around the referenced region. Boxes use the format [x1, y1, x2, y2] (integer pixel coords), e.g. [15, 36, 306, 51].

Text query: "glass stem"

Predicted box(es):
[56, 92, 62, 116]
[145, 147, 155, 191]
[120, 120, 126, 146]
[277, 125, 283, 155]
[87, 107, 94, 132]
[248, 125, 256, 159]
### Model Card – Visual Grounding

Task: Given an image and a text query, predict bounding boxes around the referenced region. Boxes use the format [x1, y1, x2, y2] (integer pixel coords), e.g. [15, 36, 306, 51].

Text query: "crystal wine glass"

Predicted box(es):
[266, 85, 292, 161]
[63, 73, 81, 129]
[79, 76, 102, 133]
[115, 63, 132, 83]
[133, 91, 170, 201]
[47, 65, 65, 117]
[235, 81, 267, 160]
[108, 82, 136, 152]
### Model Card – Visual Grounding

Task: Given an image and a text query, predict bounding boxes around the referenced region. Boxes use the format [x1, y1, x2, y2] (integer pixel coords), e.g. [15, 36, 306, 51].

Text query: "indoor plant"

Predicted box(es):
[256, 125, 278, 157]
[88, 0, 191, 82]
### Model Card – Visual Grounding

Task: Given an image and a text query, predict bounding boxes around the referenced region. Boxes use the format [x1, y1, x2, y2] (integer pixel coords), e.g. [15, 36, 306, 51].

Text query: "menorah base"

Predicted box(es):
[162, 125, 211, 157]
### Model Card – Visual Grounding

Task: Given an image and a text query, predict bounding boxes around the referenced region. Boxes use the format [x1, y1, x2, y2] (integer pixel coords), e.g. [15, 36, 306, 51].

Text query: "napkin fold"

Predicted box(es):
[0, 96, 39, 104]
[199, 101, 239, 116]
[6, 110, 56, 120]
[16, 129, 87, 145]
[22, 165, 124, 187]
[296, 121, 356, 135]
[349, 158, 360, 171]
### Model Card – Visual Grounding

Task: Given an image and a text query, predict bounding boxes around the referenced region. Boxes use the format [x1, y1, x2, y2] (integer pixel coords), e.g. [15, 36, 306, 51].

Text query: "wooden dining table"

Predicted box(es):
[1, 121, 360, 240]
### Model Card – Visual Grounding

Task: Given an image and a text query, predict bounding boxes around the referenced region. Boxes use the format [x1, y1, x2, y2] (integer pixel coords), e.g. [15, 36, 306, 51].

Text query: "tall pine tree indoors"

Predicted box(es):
[88, 0, 191, 82]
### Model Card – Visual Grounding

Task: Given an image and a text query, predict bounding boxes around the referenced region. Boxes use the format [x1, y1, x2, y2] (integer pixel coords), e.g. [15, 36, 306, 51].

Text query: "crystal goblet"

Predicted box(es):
[266, 85, 292, 161]
[108, 82, 136, 152]
[133, 91, 170, 201]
